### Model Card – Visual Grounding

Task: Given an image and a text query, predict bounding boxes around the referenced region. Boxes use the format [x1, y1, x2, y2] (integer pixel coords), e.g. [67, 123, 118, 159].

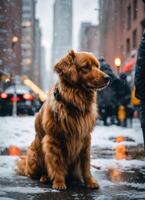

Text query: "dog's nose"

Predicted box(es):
[104, 75, 110, 82]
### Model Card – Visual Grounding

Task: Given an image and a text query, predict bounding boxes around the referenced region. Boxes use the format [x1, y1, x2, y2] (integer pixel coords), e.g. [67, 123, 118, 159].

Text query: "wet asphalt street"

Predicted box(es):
[0, 117, 145, 200]
[0, 154, 145, 200]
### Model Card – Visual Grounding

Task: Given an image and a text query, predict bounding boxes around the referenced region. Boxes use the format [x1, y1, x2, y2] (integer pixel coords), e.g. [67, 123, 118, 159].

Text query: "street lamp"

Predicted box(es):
[11, 36, 19, 116]
[12, 36, 18, 43]
[12, 36, 18, 48]
[12, 76, 17, 116]
[115, 57, 121, 75]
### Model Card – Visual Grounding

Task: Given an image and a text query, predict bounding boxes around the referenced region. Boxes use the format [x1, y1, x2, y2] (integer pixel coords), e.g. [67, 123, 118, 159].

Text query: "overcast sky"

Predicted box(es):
[36, 0, 98, 68]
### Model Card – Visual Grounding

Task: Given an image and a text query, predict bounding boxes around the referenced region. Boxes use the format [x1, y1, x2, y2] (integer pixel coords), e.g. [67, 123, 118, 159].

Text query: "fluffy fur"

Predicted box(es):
[16, 50, 109, 190]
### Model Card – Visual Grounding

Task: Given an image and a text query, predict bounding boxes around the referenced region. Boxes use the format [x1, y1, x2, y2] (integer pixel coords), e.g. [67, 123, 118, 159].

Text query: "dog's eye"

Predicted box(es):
[81, 64, 90, 73]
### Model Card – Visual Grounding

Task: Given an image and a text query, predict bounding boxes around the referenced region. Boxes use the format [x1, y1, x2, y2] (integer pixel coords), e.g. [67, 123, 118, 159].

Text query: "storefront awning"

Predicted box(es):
[122, 59, 136, 73]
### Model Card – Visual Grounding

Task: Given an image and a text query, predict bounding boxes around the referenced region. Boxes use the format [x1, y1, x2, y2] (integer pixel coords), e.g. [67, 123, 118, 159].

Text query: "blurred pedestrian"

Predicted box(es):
[135, 9, 145, 149]
[116, 73, 131, 127]
[98, 58, 118, 125]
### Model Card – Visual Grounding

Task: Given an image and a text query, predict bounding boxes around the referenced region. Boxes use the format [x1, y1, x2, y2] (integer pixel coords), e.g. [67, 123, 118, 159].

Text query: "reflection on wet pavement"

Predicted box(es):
[114, 136, 129, 160]
[107, 167, 145, 184]
[0, 152, 145, 200]
[0, 117, 145, 200]
[92, 135, 144, 161]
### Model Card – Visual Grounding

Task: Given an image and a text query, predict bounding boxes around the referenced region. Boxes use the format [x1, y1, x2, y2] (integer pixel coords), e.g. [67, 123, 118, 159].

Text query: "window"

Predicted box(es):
[127, 5, 131, 29]
[120, 45, 124, 54]
[23, 0, 30, 6]
[132, 30, 137, 48]
[0, 37, 5, 44]
[133, 0, 137, 19]
[0, 14, 7, 22]
[0, 28, 7, 33]
[126, 38, 130, 53]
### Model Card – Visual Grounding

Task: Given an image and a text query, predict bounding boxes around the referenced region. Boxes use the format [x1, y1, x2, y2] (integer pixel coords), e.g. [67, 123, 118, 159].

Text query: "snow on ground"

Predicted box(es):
[91, 158, 145, 171]
[91, 119, 143, 148]
[0, 116, 35, 149]
[0, 156, 17, 178]
[0, 116, 144, 169]
[0, 117, 145, 199]
[0, 117, 143, 150]
[0, 185, 54, 194]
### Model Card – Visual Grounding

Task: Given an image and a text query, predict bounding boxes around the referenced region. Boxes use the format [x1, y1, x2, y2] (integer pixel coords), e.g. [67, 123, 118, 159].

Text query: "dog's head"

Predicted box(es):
[54, 50, 110, 90]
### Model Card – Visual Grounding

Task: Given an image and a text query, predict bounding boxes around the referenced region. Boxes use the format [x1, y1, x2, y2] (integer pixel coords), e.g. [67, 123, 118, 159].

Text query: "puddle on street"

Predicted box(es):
[113, 136, 144, 160]
[92, 135, 144, 161]
[106, 167, 145, 185]
[109, 136, 135, 143]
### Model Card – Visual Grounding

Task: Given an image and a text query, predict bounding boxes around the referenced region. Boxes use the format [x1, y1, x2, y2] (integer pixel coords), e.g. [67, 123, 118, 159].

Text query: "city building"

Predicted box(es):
[0, 0, 22, 78]
[34, 18, 41, 86]
[40, 46, 47, 90]
[21, 0, 36, 81]
[52, 0, 73, 66]
[79, 22, 100, 57]
[99, 0, 145, 74]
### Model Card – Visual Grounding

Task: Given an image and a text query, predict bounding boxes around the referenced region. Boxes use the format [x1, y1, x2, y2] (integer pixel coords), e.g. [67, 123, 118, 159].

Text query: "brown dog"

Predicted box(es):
[16, 50, 109, 190]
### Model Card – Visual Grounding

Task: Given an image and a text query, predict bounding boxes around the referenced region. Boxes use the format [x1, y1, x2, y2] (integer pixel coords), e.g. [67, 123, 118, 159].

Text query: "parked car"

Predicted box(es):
[0, 84, 39, 116]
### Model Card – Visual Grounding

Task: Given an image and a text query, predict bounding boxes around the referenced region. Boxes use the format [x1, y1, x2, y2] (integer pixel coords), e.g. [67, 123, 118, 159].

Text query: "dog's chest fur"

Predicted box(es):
[54, 102, 97, 161]
[45, 85, 97, 162]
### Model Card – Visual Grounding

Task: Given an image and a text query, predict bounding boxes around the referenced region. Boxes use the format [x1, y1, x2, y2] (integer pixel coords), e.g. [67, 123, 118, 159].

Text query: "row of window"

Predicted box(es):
[126, 29, 137, 53]
[127, 0, 138, 29]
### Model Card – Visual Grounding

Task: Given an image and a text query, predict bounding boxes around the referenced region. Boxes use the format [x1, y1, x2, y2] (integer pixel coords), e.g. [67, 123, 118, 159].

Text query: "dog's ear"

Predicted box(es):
[68, 50, 76, 62]
[54, 50, 78, 84]
[54, 50, 76, 74]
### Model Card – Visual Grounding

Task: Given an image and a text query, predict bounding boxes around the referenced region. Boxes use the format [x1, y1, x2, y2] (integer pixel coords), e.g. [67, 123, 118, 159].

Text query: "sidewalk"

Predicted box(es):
[0, 117, 144, 200]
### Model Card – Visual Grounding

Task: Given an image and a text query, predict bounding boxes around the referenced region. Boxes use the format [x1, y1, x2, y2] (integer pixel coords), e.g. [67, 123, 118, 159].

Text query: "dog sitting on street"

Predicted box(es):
[16, 50, 110, 190]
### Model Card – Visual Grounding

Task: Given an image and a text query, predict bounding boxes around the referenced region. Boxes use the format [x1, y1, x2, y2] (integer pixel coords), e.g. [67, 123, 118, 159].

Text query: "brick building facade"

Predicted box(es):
[99, 0, 145, 73]
[0, 0, 44, 90]
[0, 0, 22, 76]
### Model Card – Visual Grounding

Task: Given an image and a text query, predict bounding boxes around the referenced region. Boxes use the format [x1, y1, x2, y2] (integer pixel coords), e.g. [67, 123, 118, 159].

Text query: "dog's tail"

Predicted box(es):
[16, 155, 27, 176]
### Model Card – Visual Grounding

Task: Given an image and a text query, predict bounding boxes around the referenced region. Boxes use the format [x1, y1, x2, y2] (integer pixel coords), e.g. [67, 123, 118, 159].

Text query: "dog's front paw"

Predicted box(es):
[40, 175, 48, 183]
[52, 180, 67, 190]
[85, 177, 99, 189]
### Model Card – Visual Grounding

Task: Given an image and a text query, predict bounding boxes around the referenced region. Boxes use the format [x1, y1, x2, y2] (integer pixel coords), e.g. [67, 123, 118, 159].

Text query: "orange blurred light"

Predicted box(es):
[118, 105, 126, 122]
[21, 75, 47, 102]
[23, 93, 33, 100]
[122, 59, 136, 73]
[115, 144, 128, 160]
[108, 168, 124, 182]
[115, 136, 128, 160]
[114, 57, 121, 67]
[115, 136, 125, 143]
[7, 146, 21, 156]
